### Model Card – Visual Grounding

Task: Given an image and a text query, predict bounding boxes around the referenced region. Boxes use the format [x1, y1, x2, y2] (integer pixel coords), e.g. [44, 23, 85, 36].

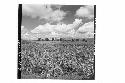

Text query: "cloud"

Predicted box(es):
[45, 10, 66, 23]
[22, 4, 66, 23]
[25, 19, 94, 39]
[30, 19, 95, 39]
[30, 19, 83, 38]
[31, 23, 54, 34]
[77, 21, 94, 38]
[53, 19, 83, 33]
[76, 5, 94, 19]
[21, 26, 29, 35]
[31, 18, 82, 34]
[21, 26, 24, 30]
[22, 4, 52, 18]
[21, 26, 32, 39]
[78, 21, 94, 33]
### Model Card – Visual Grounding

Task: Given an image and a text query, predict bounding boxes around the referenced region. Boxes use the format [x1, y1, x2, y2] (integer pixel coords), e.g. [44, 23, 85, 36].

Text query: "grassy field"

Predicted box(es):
[19, 38, 95, 80]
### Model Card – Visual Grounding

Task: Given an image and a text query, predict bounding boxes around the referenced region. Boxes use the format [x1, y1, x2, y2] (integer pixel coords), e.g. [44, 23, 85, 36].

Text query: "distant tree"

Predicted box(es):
[60, 38, 63, 41]
[76, 39, 79, 41]
[85, 40, 87, 42]
[72, 39, 74, 42]
[57, 39, 60, 41]
[52, 38, 54, 41]
[68, 39, 72, 41]
[55, 38, 60, 41]
[38, 38, 41, 41]
[83, 39, 87, 42]
[82, 39, 85, 42]
[45, 38, 49, 41]
[41, 39, 44, 41]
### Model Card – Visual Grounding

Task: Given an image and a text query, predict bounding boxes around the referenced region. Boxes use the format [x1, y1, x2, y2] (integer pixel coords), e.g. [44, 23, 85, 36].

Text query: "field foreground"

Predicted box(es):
[20, 38, 95, 80]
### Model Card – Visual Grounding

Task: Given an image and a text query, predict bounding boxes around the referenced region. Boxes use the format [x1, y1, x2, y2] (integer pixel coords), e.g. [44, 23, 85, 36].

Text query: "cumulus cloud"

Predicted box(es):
[30, 19, 83, 38]
[77, 21, 94, 38]
[31, 23, 54, 34]
[45, 10, 66, 23]
[32, 18, 82, 33]
[30, 19, 94, 38]
[53, 19, 83, 33]
[22, 4, 66, 23]
[21, 26, 32, 39]
[78, 21, 94, 33]
[76, 5, 94, 19]
[21, 26, 29, 35]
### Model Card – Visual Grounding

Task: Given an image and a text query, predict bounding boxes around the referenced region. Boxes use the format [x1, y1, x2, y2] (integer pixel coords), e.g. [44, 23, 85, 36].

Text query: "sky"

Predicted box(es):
[21, 4, 94, 39]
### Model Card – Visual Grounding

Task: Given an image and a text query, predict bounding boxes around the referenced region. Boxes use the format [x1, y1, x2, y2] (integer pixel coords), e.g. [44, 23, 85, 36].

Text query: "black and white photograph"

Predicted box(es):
[18, 4, 96, 80]
[1, 0, 125, 82]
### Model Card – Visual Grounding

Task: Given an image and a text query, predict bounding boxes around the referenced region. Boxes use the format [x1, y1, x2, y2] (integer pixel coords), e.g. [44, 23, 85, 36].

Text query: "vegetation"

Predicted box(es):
[20, 39, 95, 79]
